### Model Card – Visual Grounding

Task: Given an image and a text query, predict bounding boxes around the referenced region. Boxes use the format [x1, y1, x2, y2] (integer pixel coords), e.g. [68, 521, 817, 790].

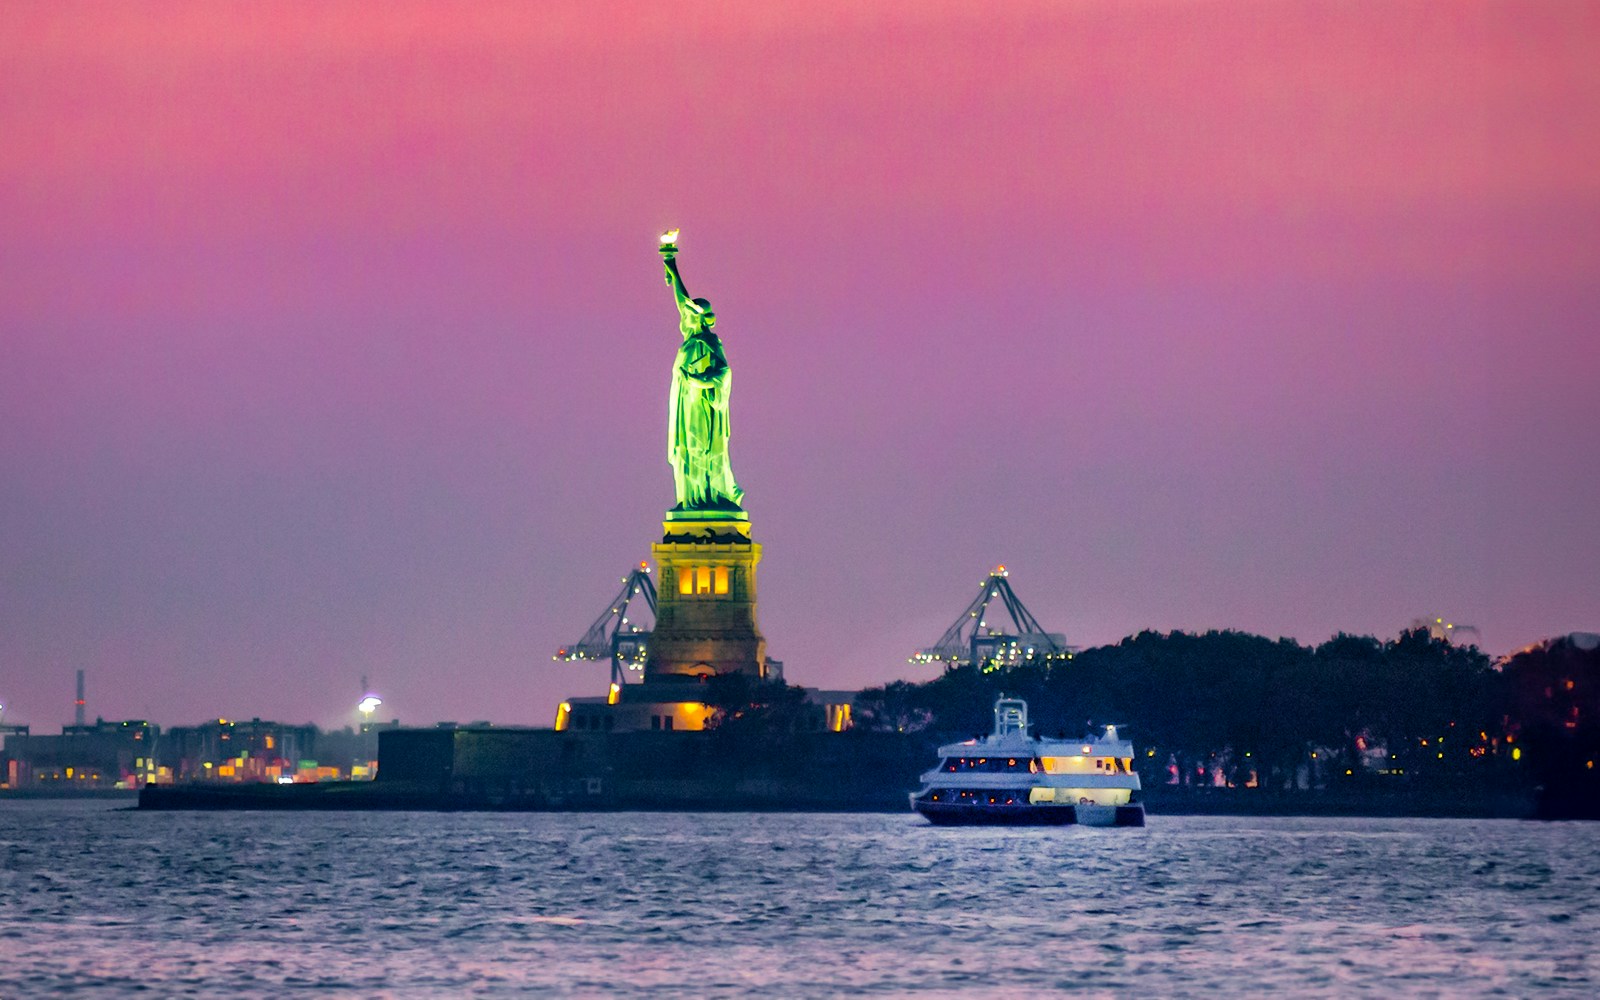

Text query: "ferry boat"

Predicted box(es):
[910, 698, 1145, 827]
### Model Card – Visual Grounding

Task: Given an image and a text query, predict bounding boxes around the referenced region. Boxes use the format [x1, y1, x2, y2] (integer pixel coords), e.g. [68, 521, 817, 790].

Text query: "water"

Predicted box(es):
[0, 802, 1595, 997]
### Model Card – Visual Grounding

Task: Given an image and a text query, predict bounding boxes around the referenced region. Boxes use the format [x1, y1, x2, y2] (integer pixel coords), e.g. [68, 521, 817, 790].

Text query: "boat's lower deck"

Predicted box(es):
[912, 798, 1145, 827]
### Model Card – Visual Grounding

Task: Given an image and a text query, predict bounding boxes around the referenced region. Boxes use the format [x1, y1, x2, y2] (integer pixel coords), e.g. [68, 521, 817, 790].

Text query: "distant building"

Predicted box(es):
[2, 719, 159, 789]
[158, 718, 390, 783]
[161, 718, 319, 783]
[1, 717, 394, 789]
[557, 686, 855, 734]
[311, 724, 389, 780]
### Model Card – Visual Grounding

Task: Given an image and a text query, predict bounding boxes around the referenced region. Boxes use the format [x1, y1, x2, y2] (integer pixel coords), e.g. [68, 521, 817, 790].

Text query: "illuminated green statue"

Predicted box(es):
[659, 230, 743, 512]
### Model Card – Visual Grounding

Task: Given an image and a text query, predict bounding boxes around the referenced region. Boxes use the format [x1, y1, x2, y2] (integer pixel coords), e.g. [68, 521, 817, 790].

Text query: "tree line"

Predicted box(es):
[854, 627, 1596, 803]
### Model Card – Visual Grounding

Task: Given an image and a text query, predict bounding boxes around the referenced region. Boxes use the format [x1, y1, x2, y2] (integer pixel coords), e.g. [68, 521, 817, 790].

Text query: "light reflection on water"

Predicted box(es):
[0, 801, 1596, 996]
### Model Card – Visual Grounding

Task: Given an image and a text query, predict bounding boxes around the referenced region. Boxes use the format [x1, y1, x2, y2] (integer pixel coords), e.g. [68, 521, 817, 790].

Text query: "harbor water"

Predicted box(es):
[0, 801, 1595, 997]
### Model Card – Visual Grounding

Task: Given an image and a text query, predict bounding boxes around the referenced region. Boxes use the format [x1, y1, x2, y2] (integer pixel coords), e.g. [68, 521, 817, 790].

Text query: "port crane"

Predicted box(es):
[1412, 616, 1481, 646]
[913, 566, 1074, 673]
[556, 563, 657, 689]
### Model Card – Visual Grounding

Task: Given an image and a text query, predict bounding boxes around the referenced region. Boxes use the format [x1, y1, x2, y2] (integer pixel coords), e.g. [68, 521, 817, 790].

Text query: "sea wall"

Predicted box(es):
[372, 727, 933, 810]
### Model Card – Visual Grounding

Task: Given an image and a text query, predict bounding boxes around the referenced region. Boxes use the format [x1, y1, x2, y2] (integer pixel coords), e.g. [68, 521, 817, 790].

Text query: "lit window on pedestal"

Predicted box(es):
[714, 566, 729, 594]
[696, 566, 712, 594]
[678, 570, 692, 596]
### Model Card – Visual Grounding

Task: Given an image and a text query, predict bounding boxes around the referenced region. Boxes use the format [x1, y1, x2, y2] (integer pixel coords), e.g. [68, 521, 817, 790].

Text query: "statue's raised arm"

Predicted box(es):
[659, 229, 712, 338]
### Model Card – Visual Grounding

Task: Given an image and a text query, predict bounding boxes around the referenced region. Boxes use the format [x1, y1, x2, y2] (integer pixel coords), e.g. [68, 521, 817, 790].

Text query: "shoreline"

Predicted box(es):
[1, 788, 140, 801]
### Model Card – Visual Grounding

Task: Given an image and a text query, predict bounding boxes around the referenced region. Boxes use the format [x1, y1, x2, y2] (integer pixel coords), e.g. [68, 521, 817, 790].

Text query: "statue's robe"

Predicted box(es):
[669, 331, 742, 509]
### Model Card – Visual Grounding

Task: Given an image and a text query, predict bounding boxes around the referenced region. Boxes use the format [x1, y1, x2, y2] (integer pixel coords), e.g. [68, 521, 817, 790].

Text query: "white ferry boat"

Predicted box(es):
[910, 697, 1145, 826]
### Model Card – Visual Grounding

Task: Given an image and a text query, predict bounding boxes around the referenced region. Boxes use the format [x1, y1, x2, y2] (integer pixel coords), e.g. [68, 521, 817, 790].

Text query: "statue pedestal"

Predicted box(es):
[642, 514, 768, 682]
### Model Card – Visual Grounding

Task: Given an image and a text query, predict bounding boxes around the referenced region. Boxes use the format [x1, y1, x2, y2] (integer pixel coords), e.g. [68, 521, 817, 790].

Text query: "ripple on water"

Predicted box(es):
[0, 805, 1596, 996]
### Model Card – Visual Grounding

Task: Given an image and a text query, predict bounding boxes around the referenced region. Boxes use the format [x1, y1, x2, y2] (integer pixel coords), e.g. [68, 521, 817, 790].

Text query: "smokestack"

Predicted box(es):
[75, 669, 86, 727]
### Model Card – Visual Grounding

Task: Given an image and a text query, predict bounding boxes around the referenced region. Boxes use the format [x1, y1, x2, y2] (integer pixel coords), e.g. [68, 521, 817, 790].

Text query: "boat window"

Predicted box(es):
[943, 756, 1042, 773]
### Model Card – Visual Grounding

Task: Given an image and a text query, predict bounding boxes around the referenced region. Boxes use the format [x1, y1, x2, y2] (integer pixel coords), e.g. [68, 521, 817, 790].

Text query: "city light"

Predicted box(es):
[358, 695, 382, 730]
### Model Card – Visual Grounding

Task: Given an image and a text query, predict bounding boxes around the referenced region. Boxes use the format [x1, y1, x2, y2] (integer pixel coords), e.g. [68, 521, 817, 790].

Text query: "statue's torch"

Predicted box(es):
[658, 228, 680, 259]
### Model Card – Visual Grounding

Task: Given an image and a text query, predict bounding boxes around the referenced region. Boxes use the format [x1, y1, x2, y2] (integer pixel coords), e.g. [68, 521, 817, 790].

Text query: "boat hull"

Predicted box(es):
[1076, 802, 1146, 827]
[913, 799, 1078, 825]
[912, 798, 1146, 827]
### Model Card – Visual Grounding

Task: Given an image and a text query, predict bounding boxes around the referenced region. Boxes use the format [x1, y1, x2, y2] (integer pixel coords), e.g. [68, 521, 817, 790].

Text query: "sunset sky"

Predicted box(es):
[2, 2, 1597, 729]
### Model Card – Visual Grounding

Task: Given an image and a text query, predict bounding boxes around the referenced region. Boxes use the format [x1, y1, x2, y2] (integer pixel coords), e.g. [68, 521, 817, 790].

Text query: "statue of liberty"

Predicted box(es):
[659, 230, 743, 512]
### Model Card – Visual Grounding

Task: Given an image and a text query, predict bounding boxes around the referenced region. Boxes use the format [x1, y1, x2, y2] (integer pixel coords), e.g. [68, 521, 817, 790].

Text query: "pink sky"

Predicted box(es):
[2, 2, 1597, 729]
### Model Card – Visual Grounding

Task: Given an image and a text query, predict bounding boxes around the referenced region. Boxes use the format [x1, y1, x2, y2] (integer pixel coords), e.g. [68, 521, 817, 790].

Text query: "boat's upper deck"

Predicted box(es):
[927, 702, 1140, 788]
[935, 732, 1135, 759]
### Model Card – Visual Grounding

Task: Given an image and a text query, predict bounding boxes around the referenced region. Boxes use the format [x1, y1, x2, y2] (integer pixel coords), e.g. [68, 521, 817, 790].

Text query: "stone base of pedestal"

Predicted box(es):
[644, 515, 768, 682]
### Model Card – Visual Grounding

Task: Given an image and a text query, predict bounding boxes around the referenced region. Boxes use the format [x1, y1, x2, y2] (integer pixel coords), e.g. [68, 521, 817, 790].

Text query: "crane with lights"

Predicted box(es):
[1412, 616, 1481, 645]
[913, 566, 1075, 673]
[555, 563, 658, 689]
